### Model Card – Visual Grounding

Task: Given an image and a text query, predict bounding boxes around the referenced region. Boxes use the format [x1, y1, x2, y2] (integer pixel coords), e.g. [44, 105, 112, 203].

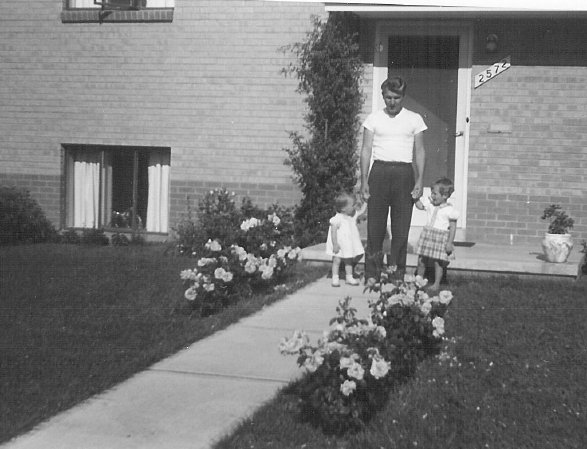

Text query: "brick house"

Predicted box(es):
[1, 0, 586, 246]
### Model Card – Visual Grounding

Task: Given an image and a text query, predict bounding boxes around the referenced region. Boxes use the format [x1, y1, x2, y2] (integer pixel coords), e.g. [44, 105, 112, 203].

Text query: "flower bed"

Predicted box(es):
[280, 269, 452, 434]
[179, 188, 302, 316]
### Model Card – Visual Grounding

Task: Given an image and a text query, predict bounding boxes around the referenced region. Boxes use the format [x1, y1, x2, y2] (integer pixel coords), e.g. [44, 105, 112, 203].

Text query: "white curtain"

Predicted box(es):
[73, 153, 101, 228]
[146, 152, 170, 233]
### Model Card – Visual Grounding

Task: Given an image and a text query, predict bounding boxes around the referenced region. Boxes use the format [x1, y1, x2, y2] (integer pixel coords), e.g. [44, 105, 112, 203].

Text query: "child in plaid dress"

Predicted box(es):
[414, 177, 459, 292]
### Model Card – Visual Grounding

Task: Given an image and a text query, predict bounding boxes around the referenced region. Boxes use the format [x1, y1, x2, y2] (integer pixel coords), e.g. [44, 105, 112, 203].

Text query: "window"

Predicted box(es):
[67, 0, 174, 8]
[64, 145, 170, 233]
[62, 0, 174, 23]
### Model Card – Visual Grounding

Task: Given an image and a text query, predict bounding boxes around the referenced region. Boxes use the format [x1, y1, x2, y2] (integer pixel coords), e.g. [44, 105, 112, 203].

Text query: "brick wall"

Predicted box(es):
[3, 6, 586, 246]
[0, 0, 325, 229]
[468, 19, 587, 245]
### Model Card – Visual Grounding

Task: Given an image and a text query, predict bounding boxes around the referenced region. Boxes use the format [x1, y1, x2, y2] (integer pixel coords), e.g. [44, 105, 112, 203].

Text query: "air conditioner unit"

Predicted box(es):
[93, 0, 146, 10]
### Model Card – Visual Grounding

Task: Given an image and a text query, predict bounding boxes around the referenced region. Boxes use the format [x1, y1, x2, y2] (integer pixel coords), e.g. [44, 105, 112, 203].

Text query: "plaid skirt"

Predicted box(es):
[415, 226, 450, 262]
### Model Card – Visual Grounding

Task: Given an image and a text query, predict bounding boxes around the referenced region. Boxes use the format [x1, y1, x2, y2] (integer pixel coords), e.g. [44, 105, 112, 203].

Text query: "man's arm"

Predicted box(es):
[411, 132, 425, 199]
[360, 128, 374, 201]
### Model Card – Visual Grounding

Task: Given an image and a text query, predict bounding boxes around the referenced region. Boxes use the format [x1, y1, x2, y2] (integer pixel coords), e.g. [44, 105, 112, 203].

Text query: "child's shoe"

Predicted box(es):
[346, 276, 359, 286]
[332, 276, 341, 287]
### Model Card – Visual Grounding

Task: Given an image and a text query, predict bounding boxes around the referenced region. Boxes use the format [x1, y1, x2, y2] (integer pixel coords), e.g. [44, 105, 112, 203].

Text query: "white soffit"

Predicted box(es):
[321, 0, 587, 8]
[262, 1, 587, 17]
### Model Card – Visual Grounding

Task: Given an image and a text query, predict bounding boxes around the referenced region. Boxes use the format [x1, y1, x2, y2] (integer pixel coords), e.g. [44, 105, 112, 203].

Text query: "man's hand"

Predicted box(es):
[333, 243, 340, 254]
[445, 242, 454, 255]
[360, 183, 370, 202]
[411, 184, 423, 199]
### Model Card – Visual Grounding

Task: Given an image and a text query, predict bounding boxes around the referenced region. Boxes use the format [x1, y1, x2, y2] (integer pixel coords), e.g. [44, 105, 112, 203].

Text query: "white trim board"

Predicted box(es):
[263, 0, 587, 10]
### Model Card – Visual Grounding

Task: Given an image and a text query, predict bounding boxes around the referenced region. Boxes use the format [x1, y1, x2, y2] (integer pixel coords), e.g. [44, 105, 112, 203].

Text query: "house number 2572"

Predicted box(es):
[474, 56, 511, 88]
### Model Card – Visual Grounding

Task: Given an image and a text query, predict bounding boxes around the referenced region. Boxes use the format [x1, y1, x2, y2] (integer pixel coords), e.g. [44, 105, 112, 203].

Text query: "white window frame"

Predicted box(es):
[67, 0, 174, 8]
[64, 145, 171, 234]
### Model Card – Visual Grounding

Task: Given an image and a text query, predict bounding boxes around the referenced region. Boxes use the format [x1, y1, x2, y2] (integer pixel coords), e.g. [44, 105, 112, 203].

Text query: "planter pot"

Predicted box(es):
[541, 233, 573, 263]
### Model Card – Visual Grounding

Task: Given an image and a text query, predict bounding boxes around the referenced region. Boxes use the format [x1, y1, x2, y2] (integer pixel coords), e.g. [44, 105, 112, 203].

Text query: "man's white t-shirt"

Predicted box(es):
[362, 108, 427, 163]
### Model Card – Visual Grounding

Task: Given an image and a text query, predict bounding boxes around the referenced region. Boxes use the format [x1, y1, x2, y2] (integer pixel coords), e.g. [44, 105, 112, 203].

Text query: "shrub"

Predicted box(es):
[128, 232, 146, 246]
[80, 228, 109, 246]
[174, 188, 299, 256]
[280, 270, 452, 434]
[0, 186, 56, 245]
[174, 189, 241, 257]
[58, 229, 81, 245]
[197, 188, 242, 246]
[111, 232, 130, 246]
[173, 216, 208, 257]
[282, 13, 364, 247]
[178, 188, 303, 316]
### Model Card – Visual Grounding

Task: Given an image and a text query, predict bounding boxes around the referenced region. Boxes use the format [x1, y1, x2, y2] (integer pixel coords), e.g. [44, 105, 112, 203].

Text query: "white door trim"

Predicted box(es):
[372, 20, 472, 238]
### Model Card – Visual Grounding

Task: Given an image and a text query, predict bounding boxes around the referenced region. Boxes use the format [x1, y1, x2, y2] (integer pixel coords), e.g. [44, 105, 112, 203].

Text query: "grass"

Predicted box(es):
[0, 243, 327, 444]
[214, 275, 587, 449]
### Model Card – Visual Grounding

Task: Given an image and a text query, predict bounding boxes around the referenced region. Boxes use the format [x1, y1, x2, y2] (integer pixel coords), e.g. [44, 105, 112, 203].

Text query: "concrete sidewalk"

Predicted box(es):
[2, 278, 374, 449]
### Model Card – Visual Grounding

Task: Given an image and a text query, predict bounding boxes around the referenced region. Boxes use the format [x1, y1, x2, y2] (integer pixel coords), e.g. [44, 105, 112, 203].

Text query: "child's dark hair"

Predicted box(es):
[334, 192, 355, 212]
[434, 177, 455, 197]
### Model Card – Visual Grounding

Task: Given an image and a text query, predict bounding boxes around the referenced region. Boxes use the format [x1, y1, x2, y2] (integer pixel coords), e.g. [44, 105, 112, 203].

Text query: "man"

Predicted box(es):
[360, 76, 426, 283]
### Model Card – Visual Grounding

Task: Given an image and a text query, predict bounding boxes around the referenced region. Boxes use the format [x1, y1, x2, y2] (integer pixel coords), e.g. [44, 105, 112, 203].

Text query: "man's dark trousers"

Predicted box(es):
[365, 160, 414, 280]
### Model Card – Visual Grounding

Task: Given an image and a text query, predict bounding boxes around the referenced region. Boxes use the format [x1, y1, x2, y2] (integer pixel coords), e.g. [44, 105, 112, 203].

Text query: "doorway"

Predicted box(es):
[372, 22, 472, 232]
[388, 35, 458, 185]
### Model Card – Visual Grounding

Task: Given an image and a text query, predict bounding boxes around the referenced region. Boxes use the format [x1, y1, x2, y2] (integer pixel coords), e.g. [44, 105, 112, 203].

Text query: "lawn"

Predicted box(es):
[0, 243, 326, 444]
[214, 275, 587, 449]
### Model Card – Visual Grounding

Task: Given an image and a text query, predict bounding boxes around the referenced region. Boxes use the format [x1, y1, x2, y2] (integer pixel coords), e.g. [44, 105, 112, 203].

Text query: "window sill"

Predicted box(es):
[104, 227, 168, 236]
[61, 8, 173, 23]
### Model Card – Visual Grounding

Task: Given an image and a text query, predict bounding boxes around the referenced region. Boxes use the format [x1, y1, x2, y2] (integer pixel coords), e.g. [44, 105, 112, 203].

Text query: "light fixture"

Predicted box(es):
[485, 34, 498, 53]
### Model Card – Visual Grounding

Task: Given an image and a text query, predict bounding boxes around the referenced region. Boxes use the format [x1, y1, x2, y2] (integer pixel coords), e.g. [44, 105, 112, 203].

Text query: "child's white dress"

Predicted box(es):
[326, 212, 364, 259]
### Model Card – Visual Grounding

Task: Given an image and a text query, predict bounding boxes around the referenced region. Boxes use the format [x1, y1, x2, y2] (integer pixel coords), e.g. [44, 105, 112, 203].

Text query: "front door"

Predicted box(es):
[388, 35, 459, 185]
[372, 22, 471, 233]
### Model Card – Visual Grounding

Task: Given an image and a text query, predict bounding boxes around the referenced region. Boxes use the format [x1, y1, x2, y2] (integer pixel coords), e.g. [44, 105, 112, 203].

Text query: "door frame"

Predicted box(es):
[372, 20, 473, 238]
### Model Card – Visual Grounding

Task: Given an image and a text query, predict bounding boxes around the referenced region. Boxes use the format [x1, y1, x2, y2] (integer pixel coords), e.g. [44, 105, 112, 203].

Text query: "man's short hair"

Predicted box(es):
[381, 76, 407, 96]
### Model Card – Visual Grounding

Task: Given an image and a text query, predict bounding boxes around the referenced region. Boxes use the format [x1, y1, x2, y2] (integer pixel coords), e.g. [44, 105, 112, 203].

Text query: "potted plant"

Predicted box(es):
[541, 204, 574, 263]
[577, 240, 587, 281]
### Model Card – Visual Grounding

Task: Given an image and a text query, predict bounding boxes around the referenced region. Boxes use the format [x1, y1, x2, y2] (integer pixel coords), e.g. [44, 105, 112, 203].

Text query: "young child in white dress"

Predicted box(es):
[414, 177, 460, 292]
[326, 192, 367, 287]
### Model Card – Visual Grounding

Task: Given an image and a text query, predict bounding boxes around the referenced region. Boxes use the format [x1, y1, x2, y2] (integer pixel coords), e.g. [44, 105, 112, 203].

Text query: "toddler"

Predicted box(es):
[326, 192, 367, 287]
[414, 177, 460, 292]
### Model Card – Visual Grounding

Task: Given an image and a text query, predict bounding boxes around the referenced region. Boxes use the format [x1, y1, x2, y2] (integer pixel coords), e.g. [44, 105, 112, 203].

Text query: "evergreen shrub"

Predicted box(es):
[283, 13, 364, 247]
[0, 186, 56, 245]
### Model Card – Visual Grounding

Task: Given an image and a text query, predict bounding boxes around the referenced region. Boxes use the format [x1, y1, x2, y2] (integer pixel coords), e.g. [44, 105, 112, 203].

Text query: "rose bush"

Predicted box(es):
[179, 189, 302, 316]
[368, 269, 453, 378]
[280, 268, 453, 434]
[280, 296, 393, 433]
